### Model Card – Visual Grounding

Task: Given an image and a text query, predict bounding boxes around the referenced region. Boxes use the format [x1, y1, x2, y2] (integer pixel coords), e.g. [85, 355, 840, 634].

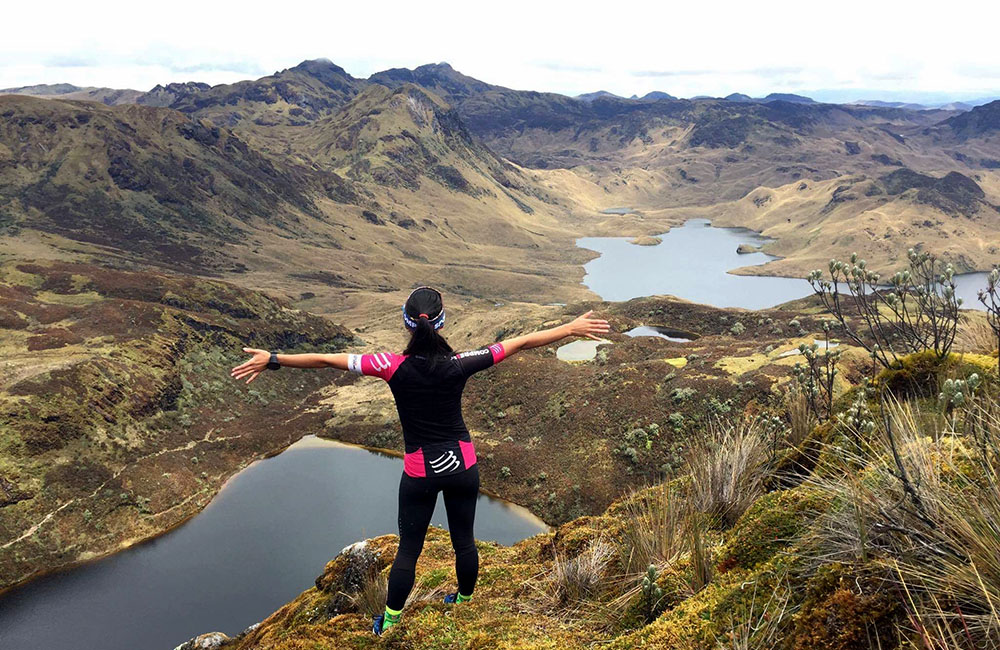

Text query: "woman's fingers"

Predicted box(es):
[232, 348, 268, 379]
[231, 363, 250, 374]
[232, 361, 264, 380]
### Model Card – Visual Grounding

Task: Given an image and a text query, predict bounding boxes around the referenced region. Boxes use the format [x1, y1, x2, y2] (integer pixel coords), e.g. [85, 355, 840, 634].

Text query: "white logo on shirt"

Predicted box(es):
[429, 450, 461, 473]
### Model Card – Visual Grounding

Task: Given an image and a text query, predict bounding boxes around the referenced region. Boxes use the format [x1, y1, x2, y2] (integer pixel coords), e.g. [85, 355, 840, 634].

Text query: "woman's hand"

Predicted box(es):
[231, 348, 269, 384]
[566, 311, 611, 341]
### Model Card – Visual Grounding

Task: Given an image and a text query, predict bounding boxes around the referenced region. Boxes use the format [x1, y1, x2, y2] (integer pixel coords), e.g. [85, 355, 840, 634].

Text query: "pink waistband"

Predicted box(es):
[404, 441, 476, 478]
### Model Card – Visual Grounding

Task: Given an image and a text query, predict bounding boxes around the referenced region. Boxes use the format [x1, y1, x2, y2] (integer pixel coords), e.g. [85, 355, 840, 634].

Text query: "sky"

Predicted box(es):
[3, 0, 999, 104]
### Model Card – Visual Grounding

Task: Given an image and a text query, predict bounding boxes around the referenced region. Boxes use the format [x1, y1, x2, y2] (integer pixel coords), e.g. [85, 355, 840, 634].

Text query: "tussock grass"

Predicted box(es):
[615, 482, 689, 576]
[687, 418, 771, 529]
[346, 566, 446, 619]
[346, 566, 388, 619]
[549, 539, 613, 607]
[956, 313, 998, 357]
[787, 391, 816, 450]
[529, 538, 613, 619]
[804, 394, 1000, 645]
[717, 574, 793, 650]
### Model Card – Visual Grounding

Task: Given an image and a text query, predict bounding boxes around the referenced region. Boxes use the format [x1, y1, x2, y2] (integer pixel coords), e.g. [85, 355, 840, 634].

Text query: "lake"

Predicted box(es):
[0, 437, 548, 650]
[579, 219, 991, 310]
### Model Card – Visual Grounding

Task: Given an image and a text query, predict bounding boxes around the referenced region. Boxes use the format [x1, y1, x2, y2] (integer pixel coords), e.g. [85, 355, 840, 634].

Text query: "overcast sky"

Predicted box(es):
[3, 0, 999, 103]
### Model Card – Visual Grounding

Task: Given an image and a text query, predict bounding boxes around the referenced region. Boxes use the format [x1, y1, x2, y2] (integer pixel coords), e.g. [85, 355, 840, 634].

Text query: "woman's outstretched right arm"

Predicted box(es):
[500, 311, 610, 358]
[230, 349, 350, 384]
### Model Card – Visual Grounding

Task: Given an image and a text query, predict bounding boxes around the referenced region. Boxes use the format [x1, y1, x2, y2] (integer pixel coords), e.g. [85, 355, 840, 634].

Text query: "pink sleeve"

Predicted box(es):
[488, 343, 506, 364]
[347, 352, 405, 381]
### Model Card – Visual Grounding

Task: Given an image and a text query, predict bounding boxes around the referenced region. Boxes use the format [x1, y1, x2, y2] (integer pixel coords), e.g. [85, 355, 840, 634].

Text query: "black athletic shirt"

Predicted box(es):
[347, 343, 506, 477]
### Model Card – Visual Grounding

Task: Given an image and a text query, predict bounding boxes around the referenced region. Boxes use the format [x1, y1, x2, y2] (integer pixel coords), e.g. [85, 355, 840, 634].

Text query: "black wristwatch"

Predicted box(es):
[267, 352, 281, 370]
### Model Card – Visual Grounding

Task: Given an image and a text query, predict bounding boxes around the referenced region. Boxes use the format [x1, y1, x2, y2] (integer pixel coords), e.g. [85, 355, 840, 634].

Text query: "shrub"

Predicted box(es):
[791, 324, 842, 422]
[671, 387, 697, 403]
[640, 565, 665, 623]
[807, 250, 961, 368]
[977, 266, 1000, 374]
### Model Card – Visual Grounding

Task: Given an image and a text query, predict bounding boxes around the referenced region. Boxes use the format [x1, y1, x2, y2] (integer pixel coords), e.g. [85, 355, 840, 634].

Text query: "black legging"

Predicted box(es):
[386, 465, 480, 610]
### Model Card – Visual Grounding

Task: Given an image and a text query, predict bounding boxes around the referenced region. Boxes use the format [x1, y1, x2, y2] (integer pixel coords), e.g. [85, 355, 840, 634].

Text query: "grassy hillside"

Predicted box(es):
[7, 61, 1000, 288]
[0, 260, 353, 589]
[0, 95, 335, 272]
[179, 347, 1000, 650]
[706, 169, 1000, 277]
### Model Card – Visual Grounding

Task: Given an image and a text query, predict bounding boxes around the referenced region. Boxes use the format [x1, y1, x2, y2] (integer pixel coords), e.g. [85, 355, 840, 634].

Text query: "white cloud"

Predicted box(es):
[1, 0, 998, 101]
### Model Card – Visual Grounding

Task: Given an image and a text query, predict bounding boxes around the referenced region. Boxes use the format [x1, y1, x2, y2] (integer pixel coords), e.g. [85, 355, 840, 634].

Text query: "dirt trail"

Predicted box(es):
[1, 429, 242, 550]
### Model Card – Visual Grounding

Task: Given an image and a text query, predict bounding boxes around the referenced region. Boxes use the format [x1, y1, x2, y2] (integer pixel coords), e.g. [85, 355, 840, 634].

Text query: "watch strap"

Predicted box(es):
[267, 352, 281, 370]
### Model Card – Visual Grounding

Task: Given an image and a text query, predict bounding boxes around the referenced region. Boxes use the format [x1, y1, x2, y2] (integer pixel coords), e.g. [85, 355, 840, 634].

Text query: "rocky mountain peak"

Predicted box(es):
[943, 99, 1000, 137]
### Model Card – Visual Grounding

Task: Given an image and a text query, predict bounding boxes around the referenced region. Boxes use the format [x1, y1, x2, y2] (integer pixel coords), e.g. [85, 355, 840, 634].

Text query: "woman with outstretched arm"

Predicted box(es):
[231, 287, 609, 636]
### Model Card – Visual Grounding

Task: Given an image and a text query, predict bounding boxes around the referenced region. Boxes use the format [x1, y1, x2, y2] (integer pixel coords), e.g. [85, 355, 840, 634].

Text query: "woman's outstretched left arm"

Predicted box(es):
[500, 311, 610, 358]
[230, 348, 350, 384]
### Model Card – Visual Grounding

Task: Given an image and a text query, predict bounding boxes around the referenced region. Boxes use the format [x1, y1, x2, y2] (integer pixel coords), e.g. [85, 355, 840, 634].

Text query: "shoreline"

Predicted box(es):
[0, 432, 551, 599]
[575, 217, 996, 307]
[0, 434, 307, 599]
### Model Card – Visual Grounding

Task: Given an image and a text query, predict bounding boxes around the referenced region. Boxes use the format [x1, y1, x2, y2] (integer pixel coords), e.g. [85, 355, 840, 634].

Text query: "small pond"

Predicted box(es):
[0, 437, 548, 650]
[556, 339, 612, 362]
[625, 326, 696, 343]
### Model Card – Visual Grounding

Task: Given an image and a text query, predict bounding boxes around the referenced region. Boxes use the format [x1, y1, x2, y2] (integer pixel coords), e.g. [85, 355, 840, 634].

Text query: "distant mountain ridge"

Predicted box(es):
[6, 64, 997, 113]
[0, 82, 142, 105]
[943, 100, 1000, 137]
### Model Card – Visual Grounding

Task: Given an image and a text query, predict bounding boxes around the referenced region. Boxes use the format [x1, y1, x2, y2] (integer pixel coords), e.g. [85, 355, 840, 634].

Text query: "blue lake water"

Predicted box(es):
[0, 437, 547, 650]
[580, 219, 991, 310]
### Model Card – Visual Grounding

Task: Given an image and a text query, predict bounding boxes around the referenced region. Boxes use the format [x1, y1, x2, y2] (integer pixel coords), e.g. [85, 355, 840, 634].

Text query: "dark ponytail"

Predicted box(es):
[402, 287, 453, 362]
[404, 315, 453, 359]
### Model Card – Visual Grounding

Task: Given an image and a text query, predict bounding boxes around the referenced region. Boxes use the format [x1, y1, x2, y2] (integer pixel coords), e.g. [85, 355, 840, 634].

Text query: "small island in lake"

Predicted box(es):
[629, 235, 662, 246]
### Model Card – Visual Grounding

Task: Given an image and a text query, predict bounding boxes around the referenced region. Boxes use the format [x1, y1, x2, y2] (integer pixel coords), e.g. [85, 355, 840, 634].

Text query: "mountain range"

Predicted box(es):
[4, 59, 1000, 294]
[8, 72, 996, 112]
